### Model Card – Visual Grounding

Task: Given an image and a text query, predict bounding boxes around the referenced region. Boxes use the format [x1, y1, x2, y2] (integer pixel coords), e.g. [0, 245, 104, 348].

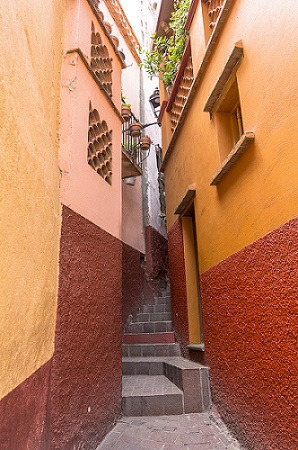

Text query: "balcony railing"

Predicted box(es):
[122, 112, 143, 178]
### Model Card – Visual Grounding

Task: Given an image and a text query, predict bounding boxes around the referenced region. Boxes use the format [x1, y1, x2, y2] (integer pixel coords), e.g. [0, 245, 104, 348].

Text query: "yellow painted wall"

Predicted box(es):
[163, 0, 298, 273]
[0, 1, 64, 398]
[182, 216, 201, 343]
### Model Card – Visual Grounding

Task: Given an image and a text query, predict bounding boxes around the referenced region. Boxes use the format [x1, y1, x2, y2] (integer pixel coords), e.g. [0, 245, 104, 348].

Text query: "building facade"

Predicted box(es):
[0, 1, 64, 448]
[0, 0, 166, 449]
[158, 0, 298, 449]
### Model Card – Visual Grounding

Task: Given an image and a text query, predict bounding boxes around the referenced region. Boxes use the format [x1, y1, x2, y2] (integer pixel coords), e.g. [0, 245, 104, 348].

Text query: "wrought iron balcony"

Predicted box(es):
[122, 113, 143, 178]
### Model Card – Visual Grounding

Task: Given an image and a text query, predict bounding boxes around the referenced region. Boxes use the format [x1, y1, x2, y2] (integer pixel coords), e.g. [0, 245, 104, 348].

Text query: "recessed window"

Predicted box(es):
[214, 74, 244, 161]
[203, 44, 255, 185]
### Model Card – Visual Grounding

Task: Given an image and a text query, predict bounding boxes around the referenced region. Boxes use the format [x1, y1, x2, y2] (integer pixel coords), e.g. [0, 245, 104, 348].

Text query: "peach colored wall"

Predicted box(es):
[0, 1, 64, 398]
[98, 1, 144, 251]
[163, 0, 298, 272]
[60, 1, 123, 239]
[122, 178, 145, 253]
[64, 0, 122, 110]
[60, 52, 123, 239]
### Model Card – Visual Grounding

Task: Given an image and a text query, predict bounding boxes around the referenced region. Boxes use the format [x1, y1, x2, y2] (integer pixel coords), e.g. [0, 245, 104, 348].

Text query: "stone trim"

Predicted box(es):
[66, 48, 123, 122]
[174, 188, 196, 215]
[204, 43, 243, 114]
[210, 131, 255, 185]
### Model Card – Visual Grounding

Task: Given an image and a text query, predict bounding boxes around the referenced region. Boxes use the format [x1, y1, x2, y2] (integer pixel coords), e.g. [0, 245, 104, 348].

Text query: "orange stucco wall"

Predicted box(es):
[163, 0, 298, 273]
[0, 1, 64, 398]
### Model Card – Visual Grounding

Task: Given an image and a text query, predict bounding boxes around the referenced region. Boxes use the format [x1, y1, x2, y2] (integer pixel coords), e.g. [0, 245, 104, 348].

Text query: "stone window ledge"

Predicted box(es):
[210, 131, 255, 185]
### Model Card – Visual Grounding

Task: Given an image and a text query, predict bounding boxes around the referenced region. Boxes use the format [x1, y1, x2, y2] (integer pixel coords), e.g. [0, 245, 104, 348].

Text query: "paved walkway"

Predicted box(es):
[96, 412, 242, 450]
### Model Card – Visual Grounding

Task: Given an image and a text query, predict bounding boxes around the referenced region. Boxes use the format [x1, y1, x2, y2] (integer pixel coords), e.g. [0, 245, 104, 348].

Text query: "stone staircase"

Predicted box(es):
[122, 294, 211, 416]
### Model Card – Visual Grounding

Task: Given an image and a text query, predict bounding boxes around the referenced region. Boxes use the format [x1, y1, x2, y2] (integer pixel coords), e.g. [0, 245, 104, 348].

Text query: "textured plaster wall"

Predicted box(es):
[167, 218, 190, 357]
[145, 225, 169, 292]
[0, 1, 64, 398]
[122, 177, 145, 253]
[0, 361, 52, 450]
[163, 0, 298, 272]
[122, 241, 146, 331]
[60, 0, 123, 240]
[50, 207, 122, 450]
[122, 226, 169, 331]
[200, 217, 298, 450]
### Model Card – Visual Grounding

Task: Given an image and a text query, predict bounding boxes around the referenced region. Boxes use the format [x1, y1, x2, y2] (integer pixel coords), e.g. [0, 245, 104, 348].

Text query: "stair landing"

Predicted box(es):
[122, 294, 211, 417]
[122, 374, 183, 416]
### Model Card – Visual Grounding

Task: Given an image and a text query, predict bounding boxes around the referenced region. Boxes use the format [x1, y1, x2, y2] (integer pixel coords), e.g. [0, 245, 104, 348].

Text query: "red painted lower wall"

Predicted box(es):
[122, 226, 169, 331]
[168, 218, 190, 357]
[201, 217, 298, 450]
[0, 361, 51, 450]
[50, 206, 122, 450]
[145, 225, 169, 293]
[122, 241, 146, 331]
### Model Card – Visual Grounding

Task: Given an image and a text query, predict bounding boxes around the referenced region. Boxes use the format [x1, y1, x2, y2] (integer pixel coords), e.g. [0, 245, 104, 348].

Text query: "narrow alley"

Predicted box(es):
[1, 0, 298, 449]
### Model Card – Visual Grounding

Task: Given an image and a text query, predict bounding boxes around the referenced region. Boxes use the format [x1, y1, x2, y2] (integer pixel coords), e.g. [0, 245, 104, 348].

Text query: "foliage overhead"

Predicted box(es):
[140, 0, 190, 86]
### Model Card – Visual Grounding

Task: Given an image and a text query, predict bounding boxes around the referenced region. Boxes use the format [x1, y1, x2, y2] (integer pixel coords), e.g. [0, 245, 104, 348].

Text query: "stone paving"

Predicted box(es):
[95, 411, 242, 450]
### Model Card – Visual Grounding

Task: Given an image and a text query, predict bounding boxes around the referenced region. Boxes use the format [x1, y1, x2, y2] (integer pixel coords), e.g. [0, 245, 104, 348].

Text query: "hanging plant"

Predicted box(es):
[129, 121, 142, 138]
[140, 0, 190, 86]
[140, 136, 151, 151]
[121, 104, 132, 121]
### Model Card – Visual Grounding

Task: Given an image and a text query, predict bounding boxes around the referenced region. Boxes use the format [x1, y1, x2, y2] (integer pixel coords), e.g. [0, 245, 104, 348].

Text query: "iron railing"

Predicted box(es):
[122, 112, 143, 169]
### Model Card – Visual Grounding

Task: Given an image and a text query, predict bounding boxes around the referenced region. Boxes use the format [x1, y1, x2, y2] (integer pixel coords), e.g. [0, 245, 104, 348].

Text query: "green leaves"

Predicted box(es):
[140, 0, 190, 86]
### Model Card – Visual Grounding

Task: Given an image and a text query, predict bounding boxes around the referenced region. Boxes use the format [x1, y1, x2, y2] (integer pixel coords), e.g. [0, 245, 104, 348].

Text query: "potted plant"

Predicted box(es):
[121, 103, 132, 121]
[140, 136, 151, 151]
[129, 121, 142, 137]
[140, 0, 190, 87]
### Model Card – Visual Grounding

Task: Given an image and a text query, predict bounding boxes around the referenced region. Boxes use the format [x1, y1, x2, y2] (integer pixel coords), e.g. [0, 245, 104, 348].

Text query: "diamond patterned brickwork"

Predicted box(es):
[91, 23, 113, 97]
[207, 0, 225, 30]
[88, 106, 112, 185]
[170, 56, 194, 133]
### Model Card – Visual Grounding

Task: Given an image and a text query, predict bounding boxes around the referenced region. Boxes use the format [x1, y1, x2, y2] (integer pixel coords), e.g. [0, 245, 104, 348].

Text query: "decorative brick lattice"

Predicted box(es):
[207, 0, 225, 30]
[91, 22, 113, 96]
[88, 106, 112, 185]
[170, 56, 194, 133]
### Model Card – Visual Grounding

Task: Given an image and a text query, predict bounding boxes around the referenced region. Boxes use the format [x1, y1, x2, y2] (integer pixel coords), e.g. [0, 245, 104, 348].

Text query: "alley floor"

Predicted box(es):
[95, 411, 242, 450]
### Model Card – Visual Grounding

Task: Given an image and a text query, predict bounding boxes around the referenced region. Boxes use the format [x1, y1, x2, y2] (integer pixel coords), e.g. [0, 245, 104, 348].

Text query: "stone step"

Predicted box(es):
[122, 357, 164, 376]
[140, 303, 171, 314]
[123, 332, 175, 345]
[122, 375, 183, 416]
[132, 312, 172, 323]
[154, 295, 171, 306]
[126, 320, 173, 334]
[122, 343, 181, 358]
[122, 356, 212, 413]
[163, 357, 211, 414]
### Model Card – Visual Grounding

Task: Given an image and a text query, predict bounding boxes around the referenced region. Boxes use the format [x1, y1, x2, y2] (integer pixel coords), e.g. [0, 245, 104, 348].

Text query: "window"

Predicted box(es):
[214, 74, 244, 161]
[204, 44, 255, 185]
